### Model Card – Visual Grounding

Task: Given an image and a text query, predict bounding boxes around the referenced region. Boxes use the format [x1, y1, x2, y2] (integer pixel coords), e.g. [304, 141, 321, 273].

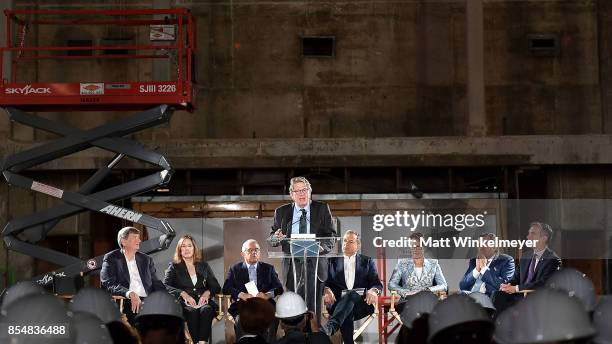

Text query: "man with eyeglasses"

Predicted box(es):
[269, 176, 336, 322]
[223, 239, 283, 342]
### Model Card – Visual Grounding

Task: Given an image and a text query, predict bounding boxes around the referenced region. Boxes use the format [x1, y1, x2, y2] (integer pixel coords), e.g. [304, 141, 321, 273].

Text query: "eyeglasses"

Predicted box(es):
[292, 188, 309, 195]
[245, 248, 260, 254]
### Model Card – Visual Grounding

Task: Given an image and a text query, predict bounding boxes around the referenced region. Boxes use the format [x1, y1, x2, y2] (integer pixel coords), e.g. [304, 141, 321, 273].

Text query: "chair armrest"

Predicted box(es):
[390, 291, 399, 312]
[215, 294, 225, 320]
[224, 295, 235, 322]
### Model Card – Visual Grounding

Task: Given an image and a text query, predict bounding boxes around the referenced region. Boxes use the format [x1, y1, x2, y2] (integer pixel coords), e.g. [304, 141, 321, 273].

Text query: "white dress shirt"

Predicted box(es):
[415, 267, 423, 279]
[125, 254, 147, 298]
[532, 247, 546, 270]
[344, 254, 356, 290]
[471, 256, 495, 293]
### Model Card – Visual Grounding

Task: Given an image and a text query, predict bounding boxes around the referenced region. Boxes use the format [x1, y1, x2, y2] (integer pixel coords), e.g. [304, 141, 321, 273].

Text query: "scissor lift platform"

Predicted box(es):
[0, 8, 195, 111]
[0, 8, 198, 287]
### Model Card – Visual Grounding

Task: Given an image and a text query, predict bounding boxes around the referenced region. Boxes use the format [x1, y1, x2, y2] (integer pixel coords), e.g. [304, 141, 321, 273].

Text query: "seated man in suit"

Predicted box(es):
[223, 239, 283, 342]
[100, 226, 165, 325]
[322, 230, 383, 344]
[493, 222, 562, 312]
[459, 232, 515, 298]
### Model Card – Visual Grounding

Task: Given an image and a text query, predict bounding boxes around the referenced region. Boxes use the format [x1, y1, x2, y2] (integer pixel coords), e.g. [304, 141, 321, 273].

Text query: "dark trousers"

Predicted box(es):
[286, 258, 325, 322]
[183, 303, 216, 342]
[491, 290, 522, 315]
[327, 291, 374, 344]
[122, 298, 141, 326]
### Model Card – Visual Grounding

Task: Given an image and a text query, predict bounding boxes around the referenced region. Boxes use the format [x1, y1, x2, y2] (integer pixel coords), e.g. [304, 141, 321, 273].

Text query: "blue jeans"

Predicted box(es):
[326, 291, 374, 344]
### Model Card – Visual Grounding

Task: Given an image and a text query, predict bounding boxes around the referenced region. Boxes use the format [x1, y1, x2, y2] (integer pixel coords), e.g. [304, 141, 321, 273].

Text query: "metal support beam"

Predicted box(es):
[4, 135, 612, 169]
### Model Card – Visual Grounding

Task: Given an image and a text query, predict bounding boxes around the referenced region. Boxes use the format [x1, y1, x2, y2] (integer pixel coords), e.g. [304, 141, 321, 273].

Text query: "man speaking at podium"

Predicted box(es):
[269, 177, 336, 321]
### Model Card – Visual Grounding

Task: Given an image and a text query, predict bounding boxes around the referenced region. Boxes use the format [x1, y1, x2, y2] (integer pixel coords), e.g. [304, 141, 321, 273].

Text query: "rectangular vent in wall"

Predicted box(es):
[302, 36, 335, 58]
[527, 33, 560, 56]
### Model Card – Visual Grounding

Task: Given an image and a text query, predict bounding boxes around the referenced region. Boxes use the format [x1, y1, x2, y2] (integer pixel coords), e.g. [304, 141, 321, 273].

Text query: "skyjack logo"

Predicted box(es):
[100, 205, 143, 222]
[37, 272, 66, 285]
[5, 85, 51, 95]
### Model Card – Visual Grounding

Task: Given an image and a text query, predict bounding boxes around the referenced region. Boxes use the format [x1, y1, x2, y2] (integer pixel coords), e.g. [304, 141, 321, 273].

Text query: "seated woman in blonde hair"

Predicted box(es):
[163, 235, 221, 344]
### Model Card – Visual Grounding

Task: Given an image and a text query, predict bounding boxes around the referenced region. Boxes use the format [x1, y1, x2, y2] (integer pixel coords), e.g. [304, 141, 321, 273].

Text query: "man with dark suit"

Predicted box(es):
[268, 176, 336, 321]
[493, 222, 562, 312]
[224, 239, 283, 343]
[322, 230, 383, 344]
[100, 226, 165, 325]
[459, 232, 515, 298]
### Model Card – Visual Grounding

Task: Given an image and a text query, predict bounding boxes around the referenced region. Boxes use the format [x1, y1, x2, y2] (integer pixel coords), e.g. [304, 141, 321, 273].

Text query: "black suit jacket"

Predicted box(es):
[223, 261, 283, 317]
[100, 249, 165, 297]
[510, 247, 561, 290]
[325, 254, 383, 301]
[269, 201, 336, 285]
[163, 261, 221, 301]
[270, 201, 335, 250]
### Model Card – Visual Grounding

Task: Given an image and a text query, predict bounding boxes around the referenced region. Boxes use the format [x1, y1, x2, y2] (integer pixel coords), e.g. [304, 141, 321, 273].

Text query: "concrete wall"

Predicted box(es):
[5, 0, 605, 140]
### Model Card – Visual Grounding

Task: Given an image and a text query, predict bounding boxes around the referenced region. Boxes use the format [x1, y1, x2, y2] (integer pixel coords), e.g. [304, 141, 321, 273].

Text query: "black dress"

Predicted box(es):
[163, 261, 221, 342]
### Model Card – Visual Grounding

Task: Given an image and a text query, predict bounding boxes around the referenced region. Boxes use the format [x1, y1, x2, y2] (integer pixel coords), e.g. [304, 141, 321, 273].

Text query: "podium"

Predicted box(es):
[268, 235, 341, 319]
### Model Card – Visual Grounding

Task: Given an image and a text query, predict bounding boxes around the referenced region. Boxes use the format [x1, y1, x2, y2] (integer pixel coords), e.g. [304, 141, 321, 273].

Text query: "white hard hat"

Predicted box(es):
[275, 291, 308, 318]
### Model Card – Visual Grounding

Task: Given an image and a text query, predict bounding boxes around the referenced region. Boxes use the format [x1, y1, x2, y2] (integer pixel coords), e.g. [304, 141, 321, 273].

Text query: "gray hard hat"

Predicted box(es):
[136, 291, 184, 319]
[545, 268, 597, 311]
[493, 305, 514, 344]
[1, 281, 46, 313]
[71, 311, 113, 344]
[593, 295, 612, 344]
[399, 290, 438, 328]
[493, 288, 595, 344]
[428, 293, 492, 342]
[3, 293, 72, 344]
[468, 292, 495, 312]
[69, 288, 121, 324]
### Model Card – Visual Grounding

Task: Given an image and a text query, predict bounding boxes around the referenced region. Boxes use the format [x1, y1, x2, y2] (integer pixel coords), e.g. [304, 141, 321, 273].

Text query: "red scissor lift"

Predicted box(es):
[1, 8, 194, 111]
[0, 9, 196, 288]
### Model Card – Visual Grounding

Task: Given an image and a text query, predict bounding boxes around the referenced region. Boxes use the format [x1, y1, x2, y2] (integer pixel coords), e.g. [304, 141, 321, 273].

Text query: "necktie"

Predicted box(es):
[299, 209, 307, 234]
[471, 274, 484, 293]
[248, 265, 257, 285]
[525, 254, 537, 284]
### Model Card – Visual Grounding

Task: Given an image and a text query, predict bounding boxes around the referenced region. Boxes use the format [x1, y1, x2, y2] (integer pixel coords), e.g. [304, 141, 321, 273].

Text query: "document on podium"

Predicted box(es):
[290, 233, 320, 257]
